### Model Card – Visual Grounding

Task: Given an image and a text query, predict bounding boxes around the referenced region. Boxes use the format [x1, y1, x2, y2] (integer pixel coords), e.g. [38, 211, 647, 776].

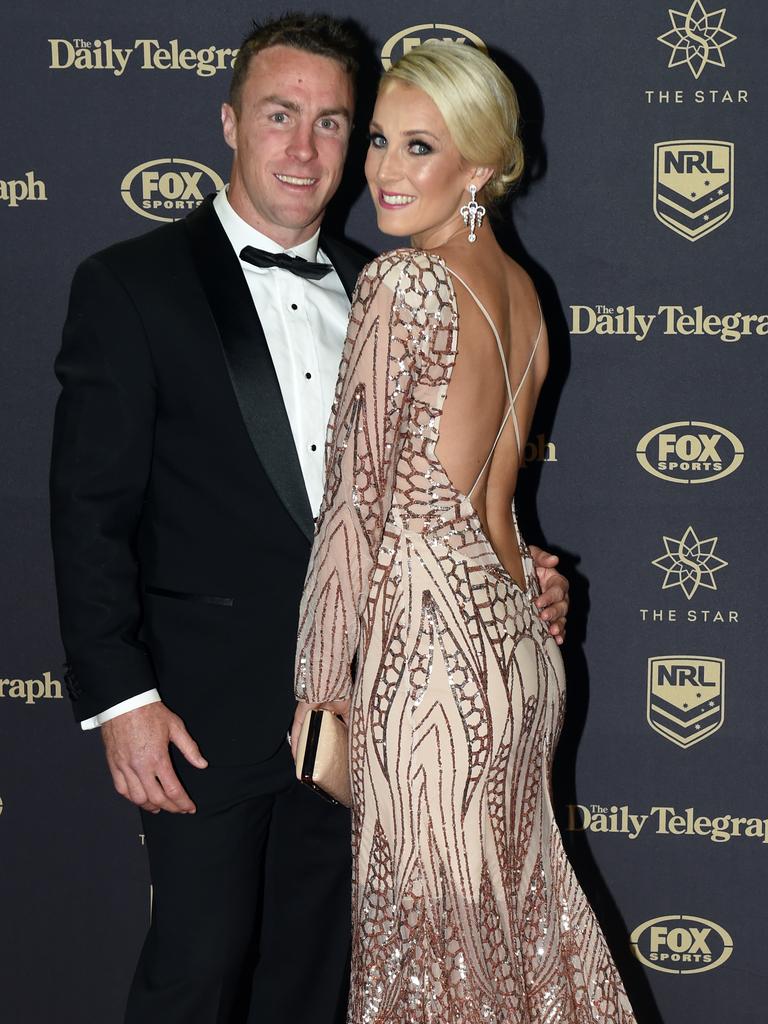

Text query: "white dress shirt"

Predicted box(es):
[80, 187, 352, 729]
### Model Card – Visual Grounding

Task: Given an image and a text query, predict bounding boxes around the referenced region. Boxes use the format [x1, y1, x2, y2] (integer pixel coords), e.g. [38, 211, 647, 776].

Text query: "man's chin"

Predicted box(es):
[271, 201, 328, 234]
[282, 206, 322, 224]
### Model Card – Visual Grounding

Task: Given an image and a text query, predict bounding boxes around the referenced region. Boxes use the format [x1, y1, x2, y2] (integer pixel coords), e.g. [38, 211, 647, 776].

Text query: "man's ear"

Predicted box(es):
[221, 103, 238, 152]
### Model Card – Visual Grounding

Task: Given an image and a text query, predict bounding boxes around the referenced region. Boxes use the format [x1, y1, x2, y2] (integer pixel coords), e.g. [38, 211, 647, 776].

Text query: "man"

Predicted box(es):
[50, 14, 569, 1024]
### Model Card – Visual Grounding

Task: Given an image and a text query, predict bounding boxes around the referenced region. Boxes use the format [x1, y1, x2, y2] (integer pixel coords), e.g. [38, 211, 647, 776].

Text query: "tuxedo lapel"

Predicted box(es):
[183, 198, 315, 544]
[320, 234, 365, 300]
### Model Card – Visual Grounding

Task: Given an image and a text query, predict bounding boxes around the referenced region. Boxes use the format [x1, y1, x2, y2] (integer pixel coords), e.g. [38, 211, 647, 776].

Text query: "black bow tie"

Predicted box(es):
[239, 245, 332, 280]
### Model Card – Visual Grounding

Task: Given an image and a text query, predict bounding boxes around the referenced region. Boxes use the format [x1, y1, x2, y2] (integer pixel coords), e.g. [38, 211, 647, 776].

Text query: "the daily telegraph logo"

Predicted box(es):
[567, 803, 768, 844]
[569, 304, 767, 343]
[565, 802, 768, 843]
[658, 2, 737, 80]
[654, 141, 733, 241]
[652, 526, 727, 600]
[521, 434, 557, 468]
[121, 159, 224, 222]
[49, 38, 238, 77]
[647, 656, 724, 747]
[636, 421, 743, 484]
[631, 915, 732, 974]
[0, 172, 47, 207]
[0, 671, 63, 704]
[381, 24, 486, 69]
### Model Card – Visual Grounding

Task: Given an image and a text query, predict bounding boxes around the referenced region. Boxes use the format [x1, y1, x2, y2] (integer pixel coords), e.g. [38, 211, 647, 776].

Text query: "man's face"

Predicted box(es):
[222, 45, 354, 247]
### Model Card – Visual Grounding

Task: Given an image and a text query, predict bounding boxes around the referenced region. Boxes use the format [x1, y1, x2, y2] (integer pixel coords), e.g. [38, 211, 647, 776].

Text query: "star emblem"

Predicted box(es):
[652, 525, 728, 599]
[658, 1, 737, 79]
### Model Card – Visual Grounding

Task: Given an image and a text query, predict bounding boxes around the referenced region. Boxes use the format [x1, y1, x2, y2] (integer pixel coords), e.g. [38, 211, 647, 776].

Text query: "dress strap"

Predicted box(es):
[514, 297, 544, 402]
[447, 267, 542, 500]
[447, 268, 514, 405]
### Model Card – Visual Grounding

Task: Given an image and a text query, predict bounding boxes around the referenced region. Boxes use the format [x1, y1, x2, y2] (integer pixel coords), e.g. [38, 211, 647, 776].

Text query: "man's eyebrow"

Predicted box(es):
[261, 95, 301, 113]
[260, 96, 351, 121]
[317, 107, 352, 120]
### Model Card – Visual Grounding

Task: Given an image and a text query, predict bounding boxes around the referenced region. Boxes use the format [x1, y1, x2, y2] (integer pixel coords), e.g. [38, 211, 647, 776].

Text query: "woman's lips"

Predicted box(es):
[378, 189, 416, 208]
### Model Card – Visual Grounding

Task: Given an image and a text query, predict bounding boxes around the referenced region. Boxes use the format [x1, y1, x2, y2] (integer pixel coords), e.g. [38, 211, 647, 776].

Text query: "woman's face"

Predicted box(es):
[365, 81, 481, 248]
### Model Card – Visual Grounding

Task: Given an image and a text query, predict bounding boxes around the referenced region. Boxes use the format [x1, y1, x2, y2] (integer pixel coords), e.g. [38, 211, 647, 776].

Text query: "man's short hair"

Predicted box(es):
[229, 13, 361, 112]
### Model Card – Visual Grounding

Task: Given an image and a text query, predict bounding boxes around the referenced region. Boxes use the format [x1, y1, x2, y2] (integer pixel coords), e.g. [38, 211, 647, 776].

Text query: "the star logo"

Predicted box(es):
[658, 2, 737, 79]
[652, 526, 727, 599]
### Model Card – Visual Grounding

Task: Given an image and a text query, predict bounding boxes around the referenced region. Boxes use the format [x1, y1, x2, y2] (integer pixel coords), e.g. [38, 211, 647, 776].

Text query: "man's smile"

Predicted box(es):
[275, 173, 318, 187]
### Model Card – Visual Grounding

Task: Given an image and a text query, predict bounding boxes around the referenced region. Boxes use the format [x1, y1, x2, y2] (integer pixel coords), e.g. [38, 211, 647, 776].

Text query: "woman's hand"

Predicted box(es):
[290, 701, 314, 762]
[290, 698, 351, 762]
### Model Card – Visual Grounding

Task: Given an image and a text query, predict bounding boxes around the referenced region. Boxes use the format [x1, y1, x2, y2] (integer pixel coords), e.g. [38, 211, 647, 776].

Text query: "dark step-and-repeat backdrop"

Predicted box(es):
[2, 2, 765, 1021]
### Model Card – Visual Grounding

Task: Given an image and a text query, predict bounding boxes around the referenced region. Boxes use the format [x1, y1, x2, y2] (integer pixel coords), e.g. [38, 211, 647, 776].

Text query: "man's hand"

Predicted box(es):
[101, 702, 208, 814]
[529, 545, 569, 645]
[290, 698, 351, 763]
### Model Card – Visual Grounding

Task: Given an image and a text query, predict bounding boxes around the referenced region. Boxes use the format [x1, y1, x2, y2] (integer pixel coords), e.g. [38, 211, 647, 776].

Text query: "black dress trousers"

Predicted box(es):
[124, 741, 352, 1024]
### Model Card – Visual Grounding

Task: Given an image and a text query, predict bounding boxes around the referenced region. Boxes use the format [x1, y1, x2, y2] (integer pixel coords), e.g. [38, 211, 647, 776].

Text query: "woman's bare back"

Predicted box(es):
[433, 236, 548, 589]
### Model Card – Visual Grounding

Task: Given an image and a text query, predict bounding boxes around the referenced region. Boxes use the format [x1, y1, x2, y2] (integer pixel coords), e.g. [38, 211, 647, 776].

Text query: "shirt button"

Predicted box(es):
[305, 371, 312, 379]
[291, 303, 298, 311]
[310, 444, 317, 452]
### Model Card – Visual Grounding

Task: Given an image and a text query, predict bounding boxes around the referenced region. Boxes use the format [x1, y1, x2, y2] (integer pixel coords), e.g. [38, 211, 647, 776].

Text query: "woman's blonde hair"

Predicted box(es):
[382, 41, 524, 203]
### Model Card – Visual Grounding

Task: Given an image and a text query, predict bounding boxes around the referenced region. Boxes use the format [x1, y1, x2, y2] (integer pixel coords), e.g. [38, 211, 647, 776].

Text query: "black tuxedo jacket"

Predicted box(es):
[50, 197, 367, 764]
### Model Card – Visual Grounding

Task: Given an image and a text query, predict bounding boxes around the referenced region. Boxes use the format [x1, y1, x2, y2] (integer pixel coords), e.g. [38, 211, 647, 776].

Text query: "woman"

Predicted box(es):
[293, 42, 636, 1024]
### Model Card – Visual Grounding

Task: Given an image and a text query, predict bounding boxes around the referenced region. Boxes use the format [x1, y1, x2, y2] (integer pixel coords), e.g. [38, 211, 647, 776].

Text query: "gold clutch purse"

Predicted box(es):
[296, 708, 352, 808]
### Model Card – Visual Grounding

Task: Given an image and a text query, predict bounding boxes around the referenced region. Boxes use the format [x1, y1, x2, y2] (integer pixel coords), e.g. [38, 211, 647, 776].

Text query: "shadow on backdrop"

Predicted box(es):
[323, 21, 380, 255]
[490, 45, 662, 1024]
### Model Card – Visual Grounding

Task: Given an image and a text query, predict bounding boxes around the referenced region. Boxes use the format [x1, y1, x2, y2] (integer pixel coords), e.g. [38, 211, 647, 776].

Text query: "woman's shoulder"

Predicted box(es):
[504, 257, 539, 305]
[361, 247, 452, 294]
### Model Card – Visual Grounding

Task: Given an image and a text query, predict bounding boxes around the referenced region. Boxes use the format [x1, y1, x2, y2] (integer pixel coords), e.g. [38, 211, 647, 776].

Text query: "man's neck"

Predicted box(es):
[226, 179, 322, 249]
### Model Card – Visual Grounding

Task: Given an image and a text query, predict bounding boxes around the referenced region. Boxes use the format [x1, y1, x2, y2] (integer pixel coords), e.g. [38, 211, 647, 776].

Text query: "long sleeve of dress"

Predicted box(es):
[294, 252, 447, 703]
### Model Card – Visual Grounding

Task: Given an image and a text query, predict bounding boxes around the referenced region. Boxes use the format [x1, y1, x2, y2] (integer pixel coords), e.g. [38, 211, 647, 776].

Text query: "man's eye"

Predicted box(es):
[270, 112, 288, 123]
[368, 133, 386, 149]
[319, 118, 338, 131]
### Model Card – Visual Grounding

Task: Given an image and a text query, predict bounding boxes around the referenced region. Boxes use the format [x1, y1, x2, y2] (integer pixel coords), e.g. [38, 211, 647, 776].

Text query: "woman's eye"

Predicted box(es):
[409, 140, 432, 156]
[368, 132, 387, 149]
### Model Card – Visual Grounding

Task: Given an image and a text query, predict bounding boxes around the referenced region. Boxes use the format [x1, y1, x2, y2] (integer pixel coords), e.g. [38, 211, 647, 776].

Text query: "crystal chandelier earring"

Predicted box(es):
[460, 184, 486, 243]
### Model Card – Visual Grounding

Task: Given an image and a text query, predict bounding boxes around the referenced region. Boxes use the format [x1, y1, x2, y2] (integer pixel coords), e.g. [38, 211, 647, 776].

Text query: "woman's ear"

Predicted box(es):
[469, 167, 494, 192]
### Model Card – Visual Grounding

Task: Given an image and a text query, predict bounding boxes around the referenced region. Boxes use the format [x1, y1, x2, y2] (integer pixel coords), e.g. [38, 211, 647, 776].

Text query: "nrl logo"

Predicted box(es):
[653, 140, 733, 241]
[647, 656, 725, 748]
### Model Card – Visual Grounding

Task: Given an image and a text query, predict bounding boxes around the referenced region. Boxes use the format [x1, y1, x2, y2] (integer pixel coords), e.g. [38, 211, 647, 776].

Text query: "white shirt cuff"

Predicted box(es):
[80, 689, 162, 730]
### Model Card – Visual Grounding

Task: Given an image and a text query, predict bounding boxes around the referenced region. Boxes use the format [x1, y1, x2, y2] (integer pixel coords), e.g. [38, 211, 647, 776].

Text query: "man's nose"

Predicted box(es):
[285, 122, 318, 163]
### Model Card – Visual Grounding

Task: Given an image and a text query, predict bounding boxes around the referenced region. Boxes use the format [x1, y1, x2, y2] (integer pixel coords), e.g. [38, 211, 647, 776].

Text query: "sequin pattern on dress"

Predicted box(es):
[296, 250, 637, 1024]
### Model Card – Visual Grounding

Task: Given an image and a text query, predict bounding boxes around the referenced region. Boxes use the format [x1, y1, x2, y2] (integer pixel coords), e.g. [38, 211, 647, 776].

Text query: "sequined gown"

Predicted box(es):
[295, 251, 636, 1024]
